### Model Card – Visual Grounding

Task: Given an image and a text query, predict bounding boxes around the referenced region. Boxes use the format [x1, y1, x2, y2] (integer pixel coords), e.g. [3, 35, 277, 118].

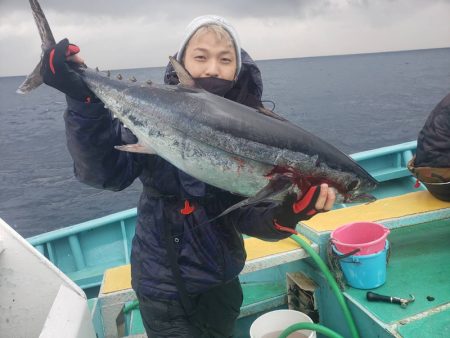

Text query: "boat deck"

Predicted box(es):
[348, 219, 449, 319]
[347, 219, 450, 337]
[300, 191, 450, 338]
[95, 191, 449, 337]
[302, 190, 450, 234]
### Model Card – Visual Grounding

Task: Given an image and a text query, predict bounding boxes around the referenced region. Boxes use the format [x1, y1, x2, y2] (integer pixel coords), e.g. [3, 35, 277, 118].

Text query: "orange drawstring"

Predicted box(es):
[273, 221, 298, 235]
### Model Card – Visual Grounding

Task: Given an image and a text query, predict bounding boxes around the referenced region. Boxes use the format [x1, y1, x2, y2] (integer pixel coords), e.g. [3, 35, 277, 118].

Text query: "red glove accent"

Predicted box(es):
[274, 185, 322, 229]
[66, 44, 80, 56]
[49, 49, 56, 74]
[42, 39, 98, 103]
[292, 185, 319, 217]
[49, 44, 80, 75]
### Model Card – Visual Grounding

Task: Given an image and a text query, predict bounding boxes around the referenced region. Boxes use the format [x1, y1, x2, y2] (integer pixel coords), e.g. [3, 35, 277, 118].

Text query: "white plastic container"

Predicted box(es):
[250, 309, 316, 338]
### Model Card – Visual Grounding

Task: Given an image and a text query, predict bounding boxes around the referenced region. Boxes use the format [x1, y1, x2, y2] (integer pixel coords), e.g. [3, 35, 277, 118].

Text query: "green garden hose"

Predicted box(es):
[279, 322, 344, 338]
[289, 234, 360, 338]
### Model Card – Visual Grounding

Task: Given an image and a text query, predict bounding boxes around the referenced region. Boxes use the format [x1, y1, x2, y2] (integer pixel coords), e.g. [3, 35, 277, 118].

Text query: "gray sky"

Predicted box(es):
[1, 0, 449, 77]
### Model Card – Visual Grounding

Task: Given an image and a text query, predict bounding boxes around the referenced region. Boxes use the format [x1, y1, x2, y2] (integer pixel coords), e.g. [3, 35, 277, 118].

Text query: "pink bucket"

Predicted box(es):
[331, 222, 390, 256]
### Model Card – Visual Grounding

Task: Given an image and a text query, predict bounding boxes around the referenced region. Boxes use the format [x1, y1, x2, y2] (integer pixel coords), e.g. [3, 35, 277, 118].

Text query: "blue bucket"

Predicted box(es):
[333, 241, 389, 289]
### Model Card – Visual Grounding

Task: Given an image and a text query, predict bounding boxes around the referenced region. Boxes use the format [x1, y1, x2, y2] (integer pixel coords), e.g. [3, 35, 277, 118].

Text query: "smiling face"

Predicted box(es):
[182, 26, 238, 81]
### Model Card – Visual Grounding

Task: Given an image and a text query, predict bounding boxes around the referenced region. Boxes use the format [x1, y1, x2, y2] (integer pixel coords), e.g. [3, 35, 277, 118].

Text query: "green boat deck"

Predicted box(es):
[346, 219, 450, 336]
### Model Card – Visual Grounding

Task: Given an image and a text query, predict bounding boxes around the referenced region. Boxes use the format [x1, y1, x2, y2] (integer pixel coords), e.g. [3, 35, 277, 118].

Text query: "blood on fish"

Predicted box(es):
[265, 165, 348, 198]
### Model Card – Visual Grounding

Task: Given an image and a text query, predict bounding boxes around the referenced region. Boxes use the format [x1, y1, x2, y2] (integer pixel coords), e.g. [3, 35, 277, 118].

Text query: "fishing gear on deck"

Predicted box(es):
[366, 291, 415, 308]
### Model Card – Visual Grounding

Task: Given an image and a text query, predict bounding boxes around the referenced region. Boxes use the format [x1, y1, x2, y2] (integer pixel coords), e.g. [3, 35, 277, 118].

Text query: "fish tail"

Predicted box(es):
[16, 0, 55, 94]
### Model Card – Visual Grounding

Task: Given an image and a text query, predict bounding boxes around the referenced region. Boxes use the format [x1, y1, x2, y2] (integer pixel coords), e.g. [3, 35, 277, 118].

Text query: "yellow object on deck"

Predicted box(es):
[101, 264, 131, 294]
[244, 237, 304, 261]
[302, 191, 449, 232]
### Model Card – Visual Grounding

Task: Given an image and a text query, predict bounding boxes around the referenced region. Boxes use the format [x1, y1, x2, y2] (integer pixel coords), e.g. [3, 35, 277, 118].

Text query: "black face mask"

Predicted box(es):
[194, 77, 234, 96]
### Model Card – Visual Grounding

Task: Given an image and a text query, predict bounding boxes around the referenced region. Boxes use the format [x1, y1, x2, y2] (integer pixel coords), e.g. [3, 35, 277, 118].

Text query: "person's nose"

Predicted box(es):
[204, 60, 220, 77]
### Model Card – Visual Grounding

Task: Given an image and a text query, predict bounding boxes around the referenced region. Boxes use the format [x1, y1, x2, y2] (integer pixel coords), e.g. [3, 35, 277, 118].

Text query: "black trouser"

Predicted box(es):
[138, 278, 243, 338]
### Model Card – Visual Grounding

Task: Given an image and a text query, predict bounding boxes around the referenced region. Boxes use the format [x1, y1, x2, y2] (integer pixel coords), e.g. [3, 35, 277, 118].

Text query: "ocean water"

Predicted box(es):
[1, 48, 449, 237]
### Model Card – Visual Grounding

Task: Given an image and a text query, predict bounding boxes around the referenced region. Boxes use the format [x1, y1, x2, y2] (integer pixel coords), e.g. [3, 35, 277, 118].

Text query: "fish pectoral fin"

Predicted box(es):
[250, 173, 293, 202]
[114, 144, 155, 154]
[206, 174, 293, 223]
[168, 56, 199, 88]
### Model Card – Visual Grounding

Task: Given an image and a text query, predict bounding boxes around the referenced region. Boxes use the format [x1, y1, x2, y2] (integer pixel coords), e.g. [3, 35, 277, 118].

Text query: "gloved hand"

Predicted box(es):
[273, 185, 325, 233]
[42, 38, 97, 103]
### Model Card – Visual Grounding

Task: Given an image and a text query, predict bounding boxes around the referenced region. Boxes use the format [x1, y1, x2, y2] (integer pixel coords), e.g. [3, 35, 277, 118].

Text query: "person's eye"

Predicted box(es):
[221, 58, 232, 64]
[194, 55, 206, 61]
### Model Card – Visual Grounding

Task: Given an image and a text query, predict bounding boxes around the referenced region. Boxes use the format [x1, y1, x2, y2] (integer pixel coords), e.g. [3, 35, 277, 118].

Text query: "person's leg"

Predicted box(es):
[137, 294, 202, 338]
[193, 278, 243, 338]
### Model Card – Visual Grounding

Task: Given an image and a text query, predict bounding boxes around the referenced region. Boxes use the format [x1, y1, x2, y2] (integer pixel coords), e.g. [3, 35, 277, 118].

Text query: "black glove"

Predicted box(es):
[273, 185, 322, 232]
[42, 38, 97, 103]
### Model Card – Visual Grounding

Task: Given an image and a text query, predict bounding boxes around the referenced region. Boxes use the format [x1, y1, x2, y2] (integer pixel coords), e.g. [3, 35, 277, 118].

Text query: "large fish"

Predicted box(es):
[19, 0, 377, 215]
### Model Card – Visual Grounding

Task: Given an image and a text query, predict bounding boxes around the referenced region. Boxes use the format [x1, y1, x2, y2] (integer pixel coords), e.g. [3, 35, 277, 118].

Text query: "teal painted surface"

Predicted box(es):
[345, 219, 450, 323]
[87, 298, 96, 312]
[129, 308, 145, 335]
[351, 141, 416, 183]
[27, 208, 137, 243]
[335, 141, 422, 208]
[241, 282, 286, 307]
[27, 208, 137, 289]
[397, 306, 450, 338]
[88, 297, 105, 338]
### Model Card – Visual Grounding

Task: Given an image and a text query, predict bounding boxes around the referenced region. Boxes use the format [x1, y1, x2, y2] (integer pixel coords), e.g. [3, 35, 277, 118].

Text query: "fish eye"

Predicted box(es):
[347, 179, 360, 191]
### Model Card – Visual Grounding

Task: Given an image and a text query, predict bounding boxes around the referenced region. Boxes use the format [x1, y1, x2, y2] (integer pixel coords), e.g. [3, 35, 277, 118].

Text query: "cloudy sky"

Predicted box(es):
[1, 0, 449, 77]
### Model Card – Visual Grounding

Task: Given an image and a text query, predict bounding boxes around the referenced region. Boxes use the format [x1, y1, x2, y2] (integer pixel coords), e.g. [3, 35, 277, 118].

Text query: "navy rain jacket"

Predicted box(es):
[64, 50, 292, 300]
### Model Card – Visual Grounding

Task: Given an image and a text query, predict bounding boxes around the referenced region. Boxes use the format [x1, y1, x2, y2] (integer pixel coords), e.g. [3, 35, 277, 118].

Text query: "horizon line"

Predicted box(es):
[2, 45, 449, 78]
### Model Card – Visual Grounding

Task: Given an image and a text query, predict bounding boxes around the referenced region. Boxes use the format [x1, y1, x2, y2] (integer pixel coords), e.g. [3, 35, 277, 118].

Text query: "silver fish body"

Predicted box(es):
[82, 68, 377, 201]
[20, 0, 378, 204]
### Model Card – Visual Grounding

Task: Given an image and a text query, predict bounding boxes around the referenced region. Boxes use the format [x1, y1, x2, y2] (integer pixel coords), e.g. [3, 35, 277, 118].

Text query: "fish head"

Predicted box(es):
[341, 175, 378, 203]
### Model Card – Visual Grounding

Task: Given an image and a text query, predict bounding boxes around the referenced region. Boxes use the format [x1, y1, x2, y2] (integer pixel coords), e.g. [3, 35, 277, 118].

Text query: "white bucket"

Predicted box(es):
[249, 309, 316, 338]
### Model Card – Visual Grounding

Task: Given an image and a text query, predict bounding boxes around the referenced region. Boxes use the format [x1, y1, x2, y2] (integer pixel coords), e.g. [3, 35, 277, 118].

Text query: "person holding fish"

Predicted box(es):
[41, 15, 336, 338]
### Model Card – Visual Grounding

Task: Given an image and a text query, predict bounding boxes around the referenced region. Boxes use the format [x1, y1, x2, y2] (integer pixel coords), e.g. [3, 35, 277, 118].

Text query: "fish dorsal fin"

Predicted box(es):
[168, 56, 199, 88]
[257, 106, 288, 121]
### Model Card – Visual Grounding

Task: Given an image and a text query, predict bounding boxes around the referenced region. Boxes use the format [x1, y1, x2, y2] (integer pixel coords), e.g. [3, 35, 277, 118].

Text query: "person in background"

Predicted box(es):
[42, 15, 336, 338]
[408, 92, 450, 201]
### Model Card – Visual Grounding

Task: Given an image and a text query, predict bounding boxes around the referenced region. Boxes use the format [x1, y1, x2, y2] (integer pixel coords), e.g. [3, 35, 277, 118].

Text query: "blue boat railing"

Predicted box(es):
[28, 208, 138, 290]
[26, 141, 418, 291]
[351, 140, 416, 182]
